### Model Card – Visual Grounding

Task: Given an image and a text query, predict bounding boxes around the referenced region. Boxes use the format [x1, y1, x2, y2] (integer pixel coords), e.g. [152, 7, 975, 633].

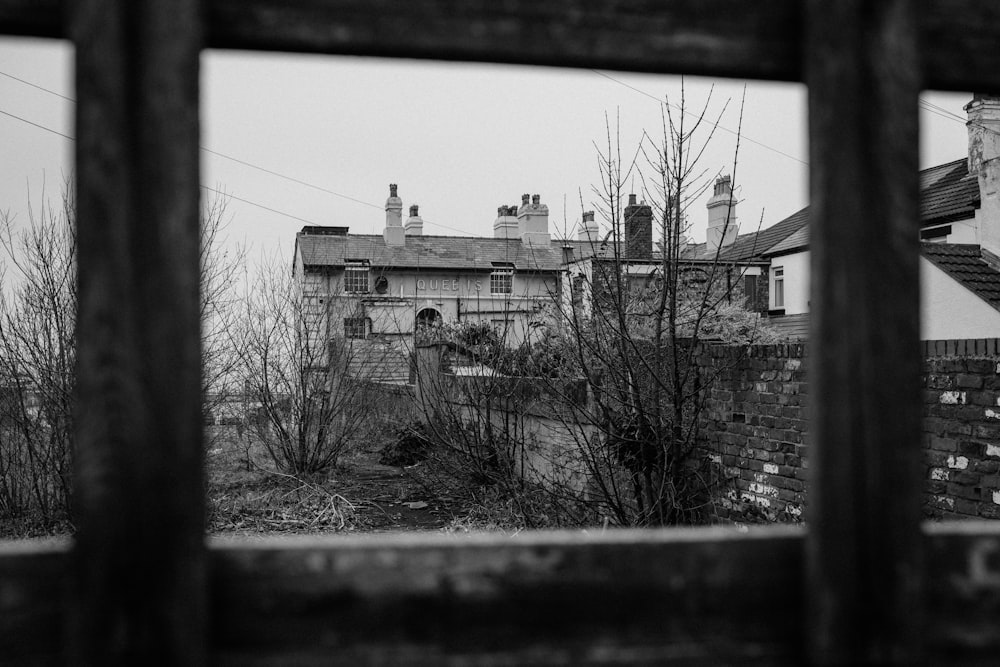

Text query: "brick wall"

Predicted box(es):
[697, 343, 809, 522]
[921, 339, 1000, 520]
[698, 338, 1000, 523]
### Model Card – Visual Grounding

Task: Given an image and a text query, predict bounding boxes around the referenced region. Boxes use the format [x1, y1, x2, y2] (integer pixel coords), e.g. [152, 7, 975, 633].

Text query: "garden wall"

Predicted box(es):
[699, 338, 1000, 523]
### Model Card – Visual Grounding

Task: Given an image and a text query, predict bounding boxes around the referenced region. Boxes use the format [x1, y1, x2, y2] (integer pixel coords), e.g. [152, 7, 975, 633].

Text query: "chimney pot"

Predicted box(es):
[522, 193, 530, 206]
[389, 183, 398, 198]
[532, 194, 541, 206]
[583, 211, 595, 223]
[628, 193, 637, 206]
[410, 204, 419, 216]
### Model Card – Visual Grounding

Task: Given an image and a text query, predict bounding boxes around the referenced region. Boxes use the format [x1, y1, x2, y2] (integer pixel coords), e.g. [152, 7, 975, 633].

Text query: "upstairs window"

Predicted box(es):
[490, 263, 514, 295]
[344, 260, 370, 294]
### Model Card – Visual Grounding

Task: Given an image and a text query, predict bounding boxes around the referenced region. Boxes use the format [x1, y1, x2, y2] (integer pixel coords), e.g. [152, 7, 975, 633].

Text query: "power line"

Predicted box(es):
[590, 69, 810, 166]
[0, 67, 384, 212]
[0, 107, 74, 141]
[0, 103, 338, 227]
[0, 70, 74, 102]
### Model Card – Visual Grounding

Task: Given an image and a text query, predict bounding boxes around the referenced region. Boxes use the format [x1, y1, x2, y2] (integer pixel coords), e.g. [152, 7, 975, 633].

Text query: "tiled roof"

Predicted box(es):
[762, 223, 809, 257]
[297, 232, 587, 272]
[920, 243, 1000, 311]
[683, 206, 811, 263]
[920, 158, 980, 224]
[688, 158, 980, 262]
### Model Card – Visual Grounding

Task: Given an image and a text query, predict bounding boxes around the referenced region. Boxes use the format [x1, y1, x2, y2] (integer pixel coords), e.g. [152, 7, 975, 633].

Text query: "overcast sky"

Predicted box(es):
[1, 36, 972, 259]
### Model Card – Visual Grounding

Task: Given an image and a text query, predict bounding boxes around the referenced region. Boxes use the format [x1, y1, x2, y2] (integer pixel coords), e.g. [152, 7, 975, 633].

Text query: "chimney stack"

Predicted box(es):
[405, 204, 424, 236]
[624, 195, 653, 259]
[578, 210, 600, 244]
[493, 204, 519, 238]
[967, 94, 1000, 256]
[383, 183, 405, 246]
[517, 192, 550, 247]
[706, 175, 739, 252]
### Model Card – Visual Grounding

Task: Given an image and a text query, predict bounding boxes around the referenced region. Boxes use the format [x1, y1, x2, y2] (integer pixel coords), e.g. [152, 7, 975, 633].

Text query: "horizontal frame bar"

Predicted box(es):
[3, 524, 1000, 665]
[1, 0, 998, 90]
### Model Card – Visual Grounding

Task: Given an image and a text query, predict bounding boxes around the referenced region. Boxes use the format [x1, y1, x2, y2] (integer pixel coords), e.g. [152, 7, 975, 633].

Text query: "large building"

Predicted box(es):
[717, 94, 1000, 341]
[293, 185, 584, 380]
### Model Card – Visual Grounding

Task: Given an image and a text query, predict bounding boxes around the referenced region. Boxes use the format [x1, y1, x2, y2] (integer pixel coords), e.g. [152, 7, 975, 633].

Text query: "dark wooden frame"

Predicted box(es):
[2, 1, 1000, 664]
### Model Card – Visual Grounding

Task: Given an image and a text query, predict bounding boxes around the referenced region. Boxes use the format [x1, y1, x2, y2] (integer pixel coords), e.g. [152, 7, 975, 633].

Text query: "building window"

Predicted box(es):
[344, 261, 370, 294]
[571, 273, 586, 306]
[344, 317, 369, 339]
[772, 267, 785, 309]
[490, 264, 513, 295]
[744, 274, 759, 311]
[920, 224, 951, 242]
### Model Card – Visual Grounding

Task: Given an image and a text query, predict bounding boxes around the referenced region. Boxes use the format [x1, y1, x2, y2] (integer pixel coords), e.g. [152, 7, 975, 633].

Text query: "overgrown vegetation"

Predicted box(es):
[409, 90, 778, 529]
[0, 189, 241, 537]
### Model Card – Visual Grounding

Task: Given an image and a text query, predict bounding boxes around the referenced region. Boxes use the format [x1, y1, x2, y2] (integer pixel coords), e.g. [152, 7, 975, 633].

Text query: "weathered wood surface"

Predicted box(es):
[0, 0, 61, 38]
[70, 0, 206, 664]
[925, 522, 1000, 665]
[3, 0, 1000, 91]
[805, 1, 924, 664]
[3, 526, 1000, 665]
[209, 529, 804, 666]
[0, 539, 71, 666]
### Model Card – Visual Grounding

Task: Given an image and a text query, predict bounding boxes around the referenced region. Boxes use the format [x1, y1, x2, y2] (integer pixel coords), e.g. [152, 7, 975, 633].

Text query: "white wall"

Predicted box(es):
[769, 250, 810, 315]
[920, 256, 1000, 339]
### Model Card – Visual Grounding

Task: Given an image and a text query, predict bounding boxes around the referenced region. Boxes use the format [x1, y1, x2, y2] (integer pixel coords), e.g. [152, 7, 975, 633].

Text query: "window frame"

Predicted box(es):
[343, 316, 369, 339]
[4, 1, 998, 664]
[490, 264, 514, 295]
[343, 260, 370, 294]
[772, 266, 785, 310]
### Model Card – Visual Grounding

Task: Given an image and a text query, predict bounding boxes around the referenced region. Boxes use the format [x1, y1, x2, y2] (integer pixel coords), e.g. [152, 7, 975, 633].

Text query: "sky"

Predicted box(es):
[0, 36, 973, 261]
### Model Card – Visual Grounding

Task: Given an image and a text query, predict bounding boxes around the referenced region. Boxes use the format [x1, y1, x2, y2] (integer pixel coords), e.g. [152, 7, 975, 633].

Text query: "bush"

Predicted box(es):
[379, 422, 432, 467]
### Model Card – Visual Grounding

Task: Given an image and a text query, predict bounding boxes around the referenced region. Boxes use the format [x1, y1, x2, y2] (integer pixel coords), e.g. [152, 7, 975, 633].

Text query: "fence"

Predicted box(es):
[701, 339, 1000, 524]
[3, 2, 1000, 665]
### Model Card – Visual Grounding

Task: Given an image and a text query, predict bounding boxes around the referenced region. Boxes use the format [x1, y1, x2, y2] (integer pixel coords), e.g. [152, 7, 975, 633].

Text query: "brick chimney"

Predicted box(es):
[967, 94, 1000, 256]
[517, 193, 550, 247]
[706, 175, 739, 252]
[405, 203, 423, 236]
[383, 183, 405, 246]
[493, 204, 519, 239]
[578, 210, 600, 244]
[624, 194, 653, 259]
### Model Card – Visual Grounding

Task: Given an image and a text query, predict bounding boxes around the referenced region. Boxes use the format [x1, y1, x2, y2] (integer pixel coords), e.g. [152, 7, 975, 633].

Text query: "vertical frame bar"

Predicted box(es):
[70, 1, 205, 664]
[806, 1, 924, 663]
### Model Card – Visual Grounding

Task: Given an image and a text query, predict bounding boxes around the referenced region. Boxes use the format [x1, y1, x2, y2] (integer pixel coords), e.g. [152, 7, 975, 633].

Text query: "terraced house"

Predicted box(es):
[713, 93, 1000, 341]
[293, 184, 581, 381]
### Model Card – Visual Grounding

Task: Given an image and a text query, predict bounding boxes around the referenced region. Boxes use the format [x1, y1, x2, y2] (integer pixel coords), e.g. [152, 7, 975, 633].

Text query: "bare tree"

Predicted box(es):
[541, 87, 781, 526]
[0, 189, 76, 531]
[230, 253, 380, 474]
[199, 194, 246, 426]
[0, 186, 240, 534]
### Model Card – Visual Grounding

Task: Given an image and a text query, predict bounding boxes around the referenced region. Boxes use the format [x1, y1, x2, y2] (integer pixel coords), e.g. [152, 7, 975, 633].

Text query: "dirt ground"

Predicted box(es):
[205, 427, 466, 536]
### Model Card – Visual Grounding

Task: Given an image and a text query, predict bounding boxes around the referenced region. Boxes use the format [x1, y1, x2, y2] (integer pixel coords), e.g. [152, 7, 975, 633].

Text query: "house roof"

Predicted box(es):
[703, 157, 981, 261]
[920, 243, 1000, 311]
[297, 232, 587, 272]
[764, 225, 809, 257]
[919, 158, 980, 225]
[683, 206, 811, 263]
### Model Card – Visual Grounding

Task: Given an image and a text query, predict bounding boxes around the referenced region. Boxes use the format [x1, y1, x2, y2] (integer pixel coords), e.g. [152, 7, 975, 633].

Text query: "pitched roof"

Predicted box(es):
[689, 158, 980, 262]
[920, 243, 1000, 311]
[682, 206, 811, 263]
[297, 232, 587, 272]
[919, 158, 980, 224]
